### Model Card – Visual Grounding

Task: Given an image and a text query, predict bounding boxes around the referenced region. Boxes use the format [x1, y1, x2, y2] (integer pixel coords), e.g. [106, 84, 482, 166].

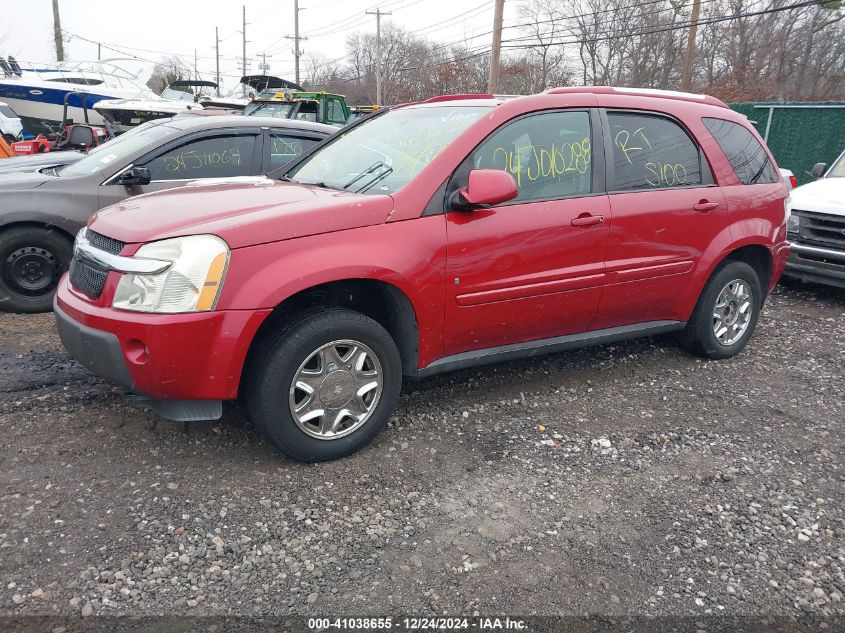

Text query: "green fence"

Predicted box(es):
[729, 102, 845, 185]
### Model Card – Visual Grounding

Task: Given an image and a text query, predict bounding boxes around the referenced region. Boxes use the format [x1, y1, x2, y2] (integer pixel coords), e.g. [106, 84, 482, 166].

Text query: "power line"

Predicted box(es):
[499, 0, 827, 49]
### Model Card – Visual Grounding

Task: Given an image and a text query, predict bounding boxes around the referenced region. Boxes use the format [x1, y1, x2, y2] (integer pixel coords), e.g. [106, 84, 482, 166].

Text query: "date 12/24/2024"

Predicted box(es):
[307, 616, 528, 630]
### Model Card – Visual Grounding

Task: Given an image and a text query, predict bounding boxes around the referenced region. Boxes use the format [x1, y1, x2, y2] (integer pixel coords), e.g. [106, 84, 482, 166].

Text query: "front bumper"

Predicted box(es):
[784, 241, 845, 288]
[54, 276, 271, 419]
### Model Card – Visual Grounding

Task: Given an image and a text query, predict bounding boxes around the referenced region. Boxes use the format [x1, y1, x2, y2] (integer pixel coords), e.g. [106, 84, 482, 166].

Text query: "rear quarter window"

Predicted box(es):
[702, 118, 777, 185]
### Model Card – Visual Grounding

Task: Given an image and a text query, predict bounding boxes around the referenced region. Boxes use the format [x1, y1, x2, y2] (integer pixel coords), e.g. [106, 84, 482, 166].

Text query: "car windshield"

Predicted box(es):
[243, 101, 297, 118]
[827, 152, 845, 178]
[59, 122, 176, 177]
[286, 105, 490, 194]
[0, 105, 18, 118]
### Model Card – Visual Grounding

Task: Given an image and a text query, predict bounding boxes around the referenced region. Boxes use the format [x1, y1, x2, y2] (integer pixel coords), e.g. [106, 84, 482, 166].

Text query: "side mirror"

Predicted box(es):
[452, 169, 518, 210]
[118, 166, 151, 186]
[810, 162, 827, 179]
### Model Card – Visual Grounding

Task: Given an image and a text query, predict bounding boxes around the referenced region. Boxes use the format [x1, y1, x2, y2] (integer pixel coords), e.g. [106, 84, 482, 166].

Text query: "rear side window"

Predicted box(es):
[607, 112, 702, 191]
[469, 110, 593, 203]
[0, 105, 17, 118]
[269, 132, 318, 170]
[702, 118, 777, 185]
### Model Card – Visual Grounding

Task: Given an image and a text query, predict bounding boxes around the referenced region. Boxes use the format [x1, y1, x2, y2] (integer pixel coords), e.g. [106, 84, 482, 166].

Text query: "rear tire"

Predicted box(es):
[680, 260, 762, 359]
[2, 133, 16, 145]
[245, 308, 402, 462]
[0, 226, 72, 313]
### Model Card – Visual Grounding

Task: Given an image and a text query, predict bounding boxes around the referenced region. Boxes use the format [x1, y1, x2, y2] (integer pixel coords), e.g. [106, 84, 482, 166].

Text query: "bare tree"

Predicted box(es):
[146, 56, 192, 94]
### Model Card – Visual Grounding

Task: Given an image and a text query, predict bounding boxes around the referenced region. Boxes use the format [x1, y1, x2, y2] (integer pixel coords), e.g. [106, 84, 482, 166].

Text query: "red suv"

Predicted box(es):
[55, 88, 789, 461]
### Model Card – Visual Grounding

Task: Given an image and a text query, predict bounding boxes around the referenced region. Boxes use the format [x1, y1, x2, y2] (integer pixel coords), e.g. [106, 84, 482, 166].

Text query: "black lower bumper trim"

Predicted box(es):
[784, 256, 845, 289]
[54, 298, 223, 422]
[54, 298, 135, 390]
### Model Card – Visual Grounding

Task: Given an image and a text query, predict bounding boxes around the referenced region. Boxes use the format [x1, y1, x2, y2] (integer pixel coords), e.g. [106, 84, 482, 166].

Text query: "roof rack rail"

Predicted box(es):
[544, 86, 727, 108]
[421, 94, 495, 103]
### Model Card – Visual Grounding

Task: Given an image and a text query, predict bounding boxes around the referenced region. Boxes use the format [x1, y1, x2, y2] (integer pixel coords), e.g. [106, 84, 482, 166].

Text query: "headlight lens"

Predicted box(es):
[112, 235, 229, 313]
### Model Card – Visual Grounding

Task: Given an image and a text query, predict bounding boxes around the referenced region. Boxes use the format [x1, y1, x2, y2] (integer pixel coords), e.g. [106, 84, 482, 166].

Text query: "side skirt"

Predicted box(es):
[417, 320, 686, 378]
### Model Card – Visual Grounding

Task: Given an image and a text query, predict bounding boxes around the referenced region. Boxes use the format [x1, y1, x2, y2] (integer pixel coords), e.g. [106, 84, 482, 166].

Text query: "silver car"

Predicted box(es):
[0, 115, 334, 312]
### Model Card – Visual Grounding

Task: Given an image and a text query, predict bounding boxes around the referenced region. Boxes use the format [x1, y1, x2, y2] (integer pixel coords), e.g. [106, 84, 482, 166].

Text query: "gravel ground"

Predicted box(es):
[0, 281, 843, 627]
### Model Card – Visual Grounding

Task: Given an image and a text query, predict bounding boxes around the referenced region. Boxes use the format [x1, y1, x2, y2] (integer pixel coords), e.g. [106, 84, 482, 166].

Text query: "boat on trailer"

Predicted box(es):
[0, 57, 157, 134]
[94, 80, 218, 133]
[200, 75, 302, 110]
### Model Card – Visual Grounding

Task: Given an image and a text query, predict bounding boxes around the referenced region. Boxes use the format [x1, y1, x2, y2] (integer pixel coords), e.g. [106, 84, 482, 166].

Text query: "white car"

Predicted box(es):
[0, 100, 23, 143]
[784, 149, 845, 288]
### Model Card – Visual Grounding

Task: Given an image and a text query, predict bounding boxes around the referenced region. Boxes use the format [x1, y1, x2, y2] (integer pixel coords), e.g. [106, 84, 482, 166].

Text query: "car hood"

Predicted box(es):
[0, 169, 55, 190]
[90, 177, 396, 249]
[790, 178, 845, 216]
[0, 151, 84, 175]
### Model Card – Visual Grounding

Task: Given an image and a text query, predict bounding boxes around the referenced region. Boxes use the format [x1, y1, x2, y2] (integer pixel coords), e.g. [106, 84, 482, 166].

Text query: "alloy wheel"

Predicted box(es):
[288, 339, 384, 440]
[712, 278, 753, 346]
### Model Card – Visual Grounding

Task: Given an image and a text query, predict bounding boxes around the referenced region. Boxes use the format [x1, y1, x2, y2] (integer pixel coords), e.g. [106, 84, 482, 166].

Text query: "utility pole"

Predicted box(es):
[97, 42, 101, 61]
[194, 49, 199, 82]
[681, 0, 701, 91]
[215, 27, 221, 95]
[241, 4, 247, 78]
[285, 1, 307, 85]
[52, 0, 65, 62]
[488, 0, 504, 93]
[365, 8, 392, 105]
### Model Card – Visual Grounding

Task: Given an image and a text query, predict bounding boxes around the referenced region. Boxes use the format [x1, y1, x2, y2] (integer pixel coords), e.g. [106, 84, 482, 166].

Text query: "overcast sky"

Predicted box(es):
[0, 0, 522, 92]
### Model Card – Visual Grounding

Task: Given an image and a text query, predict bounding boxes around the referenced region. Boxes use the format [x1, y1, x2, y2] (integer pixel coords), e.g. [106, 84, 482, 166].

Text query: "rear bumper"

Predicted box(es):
[54, 275, 271, 417]
[784, 242, 845, 289]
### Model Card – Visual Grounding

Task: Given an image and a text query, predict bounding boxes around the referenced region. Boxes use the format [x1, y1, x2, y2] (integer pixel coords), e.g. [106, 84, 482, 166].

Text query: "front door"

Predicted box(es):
[444, 109, 610, 356]
[98, 130, 261, 209]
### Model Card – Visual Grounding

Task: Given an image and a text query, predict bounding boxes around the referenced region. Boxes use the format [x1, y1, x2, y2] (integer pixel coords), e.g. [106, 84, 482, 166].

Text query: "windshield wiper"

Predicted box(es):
[297, 180, 343, 191]
[343, 161, 393, 193]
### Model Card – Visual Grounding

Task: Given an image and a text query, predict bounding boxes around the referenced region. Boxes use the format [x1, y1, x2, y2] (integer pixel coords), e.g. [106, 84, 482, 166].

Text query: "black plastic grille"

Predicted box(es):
[68, 230, 125, 299]
[86, 230, 125, 255]
[793, 209, 845, 250]
[69, 258, 108, 299]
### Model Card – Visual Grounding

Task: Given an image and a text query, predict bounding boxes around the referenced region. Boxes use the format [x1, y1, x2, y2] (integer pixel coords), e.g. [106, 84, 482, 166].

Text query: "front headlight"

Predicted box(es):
[112, 235, 229, 313]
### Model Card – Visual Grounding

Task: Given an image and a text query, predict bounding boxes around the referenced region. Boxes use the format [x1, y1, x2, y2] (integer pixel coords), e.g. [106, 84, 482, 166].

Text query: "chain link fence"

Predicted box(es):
[729, 102, 845, 186]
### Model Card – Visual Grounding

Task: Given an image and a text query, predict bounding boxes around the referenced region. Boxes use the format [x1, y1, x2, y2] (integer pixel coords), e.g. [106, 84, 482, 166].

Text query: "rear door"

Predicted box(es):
[98, 128, 262, 208]
[591, 109, 727, 329]
[443, 108, 610, 355]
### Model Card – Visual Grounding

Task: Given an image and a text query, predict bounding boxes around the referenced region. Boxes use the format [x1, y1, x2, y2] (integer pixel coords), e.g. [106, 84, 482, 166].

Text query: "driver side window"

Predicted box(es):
[470, 110, 593, 203]
[144, 134, 256, 181]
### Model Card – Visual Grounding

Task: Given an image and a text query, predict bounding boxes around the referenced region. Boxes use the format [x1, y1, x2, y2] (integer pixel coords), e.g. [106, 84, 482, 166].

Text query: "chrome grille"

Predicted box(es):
[793, 209, 845, 250]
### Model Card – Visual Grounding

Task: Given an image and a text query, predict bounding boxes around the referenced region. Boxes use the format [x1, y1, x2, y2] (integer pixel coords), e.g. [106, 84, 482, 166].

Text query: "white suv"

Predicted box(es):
[0, 101, 23, 143]
[785, 149, 845, 288]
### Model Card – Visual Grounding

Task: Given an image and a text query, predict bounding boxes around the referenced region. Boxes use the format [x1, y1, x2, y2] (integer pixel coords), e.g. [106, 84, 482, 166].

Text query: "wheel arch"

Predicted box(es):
[242, 278, 421, 390]
[0, 220, 76, 243]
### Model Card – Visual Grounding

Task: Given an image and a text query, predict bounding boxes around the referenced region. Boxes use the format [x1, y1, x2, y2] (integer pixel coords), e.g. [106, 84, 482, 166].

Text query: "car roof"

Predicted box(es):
[146, 114, 336, 135]
[397, 87, 729, 111]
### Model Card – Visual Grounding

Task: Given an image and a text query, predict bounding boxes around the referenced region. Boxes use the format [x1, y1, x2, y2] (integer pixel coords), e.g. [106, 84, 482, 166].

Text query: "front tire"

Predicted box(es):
[245, 308, 402, 462]
[0, 227, 73, 313]
[680, 260, 762, 359]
